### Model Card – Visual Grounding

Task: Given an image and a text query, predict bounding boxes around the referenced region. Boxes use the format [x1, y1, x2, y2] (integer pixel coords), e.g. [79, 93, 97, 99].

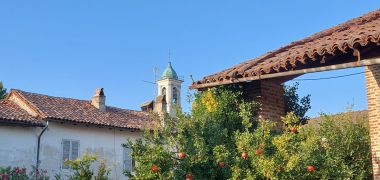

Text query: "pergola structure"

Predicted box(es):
[190, 9, 380, 179]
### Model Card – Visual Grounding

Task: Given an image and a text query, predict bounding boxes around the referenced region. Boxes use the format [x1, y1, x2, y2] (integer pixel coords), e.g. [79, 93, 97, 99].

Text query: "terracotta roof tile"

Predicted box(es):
[9, 89, 152, 129]
[0, 100, 44, 126]
[191, 9, 380, 89]
[307, 110, 368, 126]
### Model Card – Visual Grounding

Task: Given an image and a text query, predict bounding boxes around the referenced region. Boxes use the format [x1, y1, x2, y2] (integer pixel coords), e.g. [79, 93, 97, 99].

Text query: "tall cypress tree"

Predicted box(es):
[0, 82, 7, 99]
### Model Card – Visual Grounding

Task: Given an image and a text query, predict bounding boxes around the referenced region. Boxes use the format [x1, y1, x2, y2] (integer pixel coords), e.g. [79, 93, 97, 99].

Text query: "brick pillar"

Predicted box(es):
[243, 79, 285, 127]
[365, 65, 380, 179]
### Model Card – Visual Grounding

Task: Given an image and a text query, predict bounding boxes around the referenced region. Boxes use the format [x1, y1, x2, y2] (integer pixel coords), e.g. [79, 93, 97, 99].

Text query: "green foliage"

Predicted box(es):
[305, 111, 372, 179]
[0, 82, 7, 99]
[125, 86, 372, 179]
[124, 85, 259, 179]
[64, 153, 111, 180]
[94, 160, 111, 180]
[0, 166, 28, 180]
[284, 82, 311, 124]
[233, 110, 372, 179]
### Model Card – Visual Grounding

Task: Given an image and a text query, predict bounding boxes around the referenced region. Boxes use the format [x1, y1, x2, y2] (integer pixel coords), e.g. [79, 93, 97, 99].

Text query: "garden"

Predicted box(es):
[0, 84, 372, 180]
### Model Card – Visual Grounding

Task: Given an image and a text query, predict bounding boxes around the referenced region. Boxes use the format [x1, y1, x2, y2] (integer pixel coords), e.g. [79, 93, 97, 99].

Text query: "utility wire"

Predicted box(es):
[291, 71, 365, 81]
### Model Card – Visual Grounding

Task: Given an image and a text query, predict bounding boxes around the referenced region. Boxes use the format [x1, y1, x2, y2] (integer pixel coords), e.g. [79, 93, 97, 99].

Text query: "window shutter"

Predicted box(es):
[123, 148, 133, 172]
[62, 140, 70, 169]
[71, 141, 79, 160]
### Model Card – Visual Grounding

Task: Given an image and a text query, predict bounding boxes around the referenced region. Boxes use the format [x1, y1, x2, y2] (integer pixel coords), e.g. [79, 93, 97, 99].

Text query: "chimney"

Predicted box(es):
[91, 88, 106, 111]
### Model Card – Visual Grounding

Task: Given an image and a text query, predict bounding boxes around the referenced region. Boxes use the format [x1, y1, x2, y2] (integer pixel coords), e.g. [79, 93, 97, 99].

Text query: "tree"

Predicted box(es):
[233, 111, 372, 179]
[284, 82, 311, 124]
[124, 85, 371, 179]
[0, 82, 7, 99]
[123, 86, 259, 179]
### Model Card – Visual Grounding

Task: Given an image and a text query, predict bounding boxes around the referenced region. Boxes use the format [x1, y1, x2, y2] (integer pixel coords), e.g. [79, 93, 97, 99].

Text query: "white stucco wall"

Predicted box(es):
[0, 121, 142, 180]
[0, 126, 38, 168]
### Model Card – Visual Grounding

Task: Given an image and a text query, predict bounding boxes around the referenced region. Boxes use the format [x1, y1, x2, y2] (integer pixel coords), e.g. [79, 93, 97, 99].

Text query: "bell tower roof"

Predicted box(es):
[161, 62, 178, 80]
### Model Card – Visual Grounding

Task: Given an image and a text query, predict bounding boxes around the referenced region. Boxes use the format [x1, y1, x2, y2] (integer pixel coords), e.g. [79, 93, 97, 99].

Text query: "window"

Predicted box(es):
[162, 87, 166, 96]
[172, 87, 178, 104]
[123, 147, 135, 172]
[62, 139, 79, 169]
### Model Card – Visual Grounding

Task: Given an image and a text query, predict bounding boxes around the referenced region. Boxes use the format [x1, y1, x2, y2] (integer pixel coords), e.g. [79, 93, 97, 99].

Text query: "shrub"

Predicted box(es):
[64, 153, 111, 180]
[233, 111, 372, 179]
[94, 160, 111, 180]
[0, 166, 50, 180]
[124, 86, 371, 179]
[0, 166, 28, 180]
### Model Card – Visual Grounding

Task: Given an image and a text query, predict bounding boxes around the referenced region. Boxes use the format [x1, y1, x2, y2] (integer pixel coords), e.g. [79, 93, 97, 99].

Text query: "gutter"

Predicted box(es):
[190, 57, 380, 89]
[36, 121, 49, 179]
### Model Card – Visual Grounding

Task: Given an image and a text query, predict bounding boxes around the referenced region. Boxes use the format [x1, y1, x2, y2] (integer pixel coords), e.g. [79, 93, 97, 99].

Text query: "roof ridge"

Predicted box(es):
[106, 105, 147, 113]
[12, 89, 147, 113]
[11, 89, 90, 102]
[4, 89, 152, 129]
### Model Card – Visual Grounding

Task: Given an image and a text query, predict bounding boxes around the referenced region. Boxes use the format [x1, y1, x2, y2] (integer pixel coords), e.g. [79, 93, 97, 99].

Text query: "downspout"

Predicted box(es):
[36, 121, 49, 179]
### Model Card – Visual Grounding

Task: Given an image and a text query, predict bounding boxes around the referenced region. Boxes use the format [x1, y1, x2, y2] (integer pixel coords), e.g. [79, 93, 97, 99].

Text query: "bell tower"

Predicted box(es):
[155, 62, 183, 117]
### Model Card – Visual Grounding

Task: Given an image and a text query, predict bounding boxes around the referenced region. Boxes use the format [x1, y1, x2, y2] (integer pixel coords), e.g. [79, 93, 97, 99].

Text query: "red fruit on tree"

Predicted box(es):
[242, 152, 248, 159]
[218, 162, 225, 168]
[150, 164, 159, 173]
[178, 152, 186, 159]
[289, 127, 298, 133]
[307, 165, 315, 172]
[255, 149, 263, 155]
[186, 173, 192, 180]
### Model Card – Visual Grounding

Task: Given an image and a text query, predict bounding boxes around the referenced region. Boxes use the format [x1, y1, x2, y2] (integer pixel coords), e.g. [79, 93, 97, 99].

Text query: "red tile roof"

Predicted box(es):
[0, 100, 44, 126]
[191, 9, 380, 89]
[307, 110, 368, 126]
[1, 89, 152, 129]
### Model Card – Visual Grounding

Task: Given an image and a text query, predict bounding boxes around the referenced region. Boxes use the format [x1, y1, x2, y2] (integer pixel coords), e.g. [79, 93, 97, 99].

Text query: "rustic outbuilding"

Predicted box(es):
[191, 9, 380, 179]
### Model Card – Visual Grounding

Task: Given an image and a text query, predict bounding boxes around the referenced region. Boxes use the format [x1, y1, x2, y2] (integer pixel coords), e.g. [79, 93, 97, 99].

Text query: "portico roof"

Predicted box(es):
[191, 9, 380, 89]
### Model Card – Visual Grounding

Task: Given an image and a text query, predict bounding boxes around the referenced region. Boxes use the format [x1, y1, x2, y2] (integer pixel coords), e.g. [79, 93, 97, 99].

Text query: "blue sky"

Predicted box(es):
[0, 1, 378, 117]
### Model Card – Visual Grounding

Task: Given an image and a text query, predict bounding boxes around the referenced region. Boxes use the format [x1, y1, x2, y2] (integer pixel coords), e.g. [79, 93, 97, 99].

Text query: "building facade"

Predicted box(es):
[0, 89, 151, 179]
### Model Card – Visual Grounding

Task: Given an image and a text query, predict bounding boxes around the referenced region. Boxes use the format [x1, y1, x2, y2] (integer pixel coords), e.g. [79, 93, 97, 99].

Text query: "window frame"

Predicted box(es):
[61, 139, 80, 170]
[123, 147, 135, 172]
[172, 87, 178, 104]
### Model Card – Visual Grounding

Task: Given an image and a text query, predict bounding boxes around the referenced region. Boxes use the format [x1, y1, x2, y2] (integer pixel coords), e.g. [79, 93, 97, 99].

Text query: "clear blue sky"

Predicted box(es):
[0, 1, 378, 117]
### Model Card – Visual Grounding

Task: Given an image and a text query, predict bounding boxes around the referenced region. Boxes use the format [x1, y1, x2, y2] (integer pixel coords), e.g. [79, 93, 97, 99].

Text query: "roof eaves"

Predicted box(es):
[0, 118, 44, 127]
[45, 117, 144, 131]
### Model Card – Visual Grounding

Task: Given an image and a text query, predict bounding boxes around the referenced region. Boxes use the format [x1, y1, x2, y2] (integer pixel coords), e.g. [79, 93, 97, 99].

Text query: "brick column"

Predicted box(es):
[365, 65, 380, 179]
[243, 79, 285, 127]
